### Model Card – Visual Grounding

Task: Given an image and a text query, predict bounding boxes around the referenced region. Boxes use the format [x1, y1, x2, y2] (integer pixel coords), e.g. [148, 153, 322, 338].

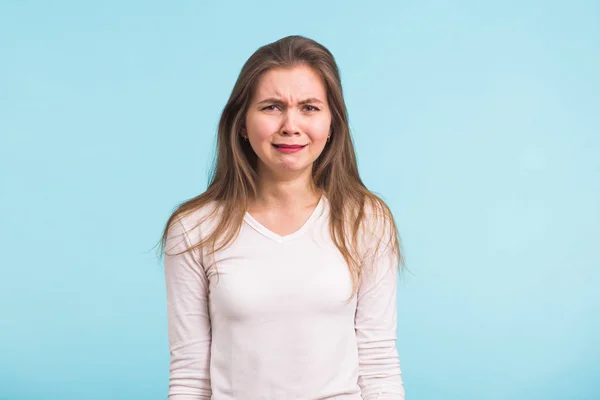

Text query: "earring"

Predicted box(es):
[327, 135, 331, 142]
[244, 136, 248, 142]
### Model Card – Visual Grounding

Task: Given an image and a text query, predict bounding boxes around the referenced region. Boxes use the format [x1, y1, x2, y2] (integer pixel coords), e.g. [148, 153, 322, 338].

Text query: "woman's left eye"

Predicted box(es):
[304, 105, 319, 112]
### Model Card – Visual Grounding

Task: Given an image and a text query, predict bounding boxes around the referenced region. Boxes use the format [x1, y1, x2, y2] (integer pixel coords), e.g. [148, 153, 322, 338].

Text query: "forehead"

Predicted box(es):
[253, 65, 327, 100]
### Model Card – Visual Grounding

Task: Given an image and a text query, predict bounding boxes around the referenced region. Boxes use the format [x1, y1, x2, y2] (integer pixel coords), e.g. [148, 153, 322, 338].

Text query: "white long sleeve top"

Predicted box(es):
[164, 194, 405, 399]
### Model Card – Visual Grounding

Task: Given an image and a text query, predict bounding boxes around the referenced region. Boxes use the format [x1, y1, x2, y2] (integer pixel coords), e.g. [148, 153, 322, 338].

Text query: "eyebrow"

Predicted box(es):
[255, 97, 324, 106]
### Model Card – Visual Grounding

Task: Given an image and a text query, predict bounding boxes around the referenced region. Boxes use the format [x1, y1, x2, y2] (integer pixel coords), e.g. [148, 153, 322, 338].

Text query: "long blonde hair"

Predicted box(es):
[158, 35, 406, 300]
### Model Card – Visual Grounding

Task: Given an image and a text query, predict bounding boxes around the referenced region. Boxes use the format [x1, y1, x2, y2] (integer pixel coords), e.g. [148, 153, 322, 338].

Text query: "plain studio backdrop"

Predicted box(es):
[0, 1, 598, 399]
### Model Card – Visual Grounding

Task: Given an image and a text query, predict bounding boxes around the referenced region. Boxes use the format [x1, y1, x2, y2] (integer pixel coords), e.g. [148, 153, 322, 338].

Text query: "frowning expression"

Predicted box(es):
[243, 65, 332, 176]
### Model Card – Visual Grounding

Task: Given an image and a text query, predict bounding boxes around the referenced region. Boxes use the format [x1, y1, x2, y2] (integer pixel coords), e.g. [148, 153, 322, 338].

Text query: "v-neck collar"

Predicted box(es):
[243, 195, 326, 244]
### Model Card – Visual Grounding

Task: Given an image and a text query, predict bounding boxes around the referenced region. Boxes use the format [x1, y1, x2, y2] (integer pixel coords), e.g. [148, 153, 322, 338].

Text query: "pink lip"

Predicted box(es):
[273, 144, 307, 153]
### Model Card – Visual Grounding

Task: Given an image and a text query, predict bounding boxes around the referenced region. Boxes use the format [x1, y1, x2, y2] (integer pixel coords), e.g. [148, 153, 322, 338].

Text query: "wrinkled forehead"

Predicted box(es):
[251, 66, 327, 103]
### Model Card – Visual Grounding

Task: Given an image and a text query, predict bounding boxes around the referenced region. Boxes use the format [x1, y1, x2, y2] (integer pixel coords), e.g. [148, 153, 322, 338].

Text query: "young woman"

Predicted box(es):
[160, 35, 406, 399]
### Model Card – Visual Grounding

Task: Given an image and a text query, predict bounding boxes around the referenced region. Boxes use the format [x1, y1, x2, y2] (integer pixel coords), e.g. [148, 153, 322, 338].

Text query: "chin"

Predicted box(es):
[273, 160, 311, 171]
[277, 163, 305, 171]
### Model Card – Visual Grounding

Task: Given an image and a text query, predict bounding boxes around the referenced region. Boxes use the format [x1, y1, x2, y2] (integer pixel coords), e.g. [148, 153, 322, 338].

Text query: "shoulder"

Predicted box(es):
[164, 200, 225, 266]
[357, 196, 397, 260]
[170, 200, 222, 243]
[361, 197, 395, 239]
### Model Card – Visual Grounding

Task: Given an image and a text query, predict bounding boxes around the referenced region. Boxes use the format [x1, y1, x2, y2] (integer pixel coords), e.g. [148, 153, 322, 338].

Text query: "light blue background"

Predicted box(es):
[1, 1, 598, 399]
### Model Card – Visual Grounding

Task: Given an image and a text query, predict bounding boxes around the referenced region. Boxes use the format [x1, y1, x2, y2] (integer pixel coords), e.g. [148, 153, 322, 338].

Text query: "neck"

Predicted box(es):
[251, 165, 321, 210]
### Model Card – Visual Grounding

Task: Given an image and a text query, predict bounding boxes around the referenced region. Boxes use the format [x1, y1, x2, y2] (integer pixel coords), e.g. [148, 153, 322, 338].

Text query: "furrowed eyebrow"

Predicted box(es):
[256, 97, 324, 106]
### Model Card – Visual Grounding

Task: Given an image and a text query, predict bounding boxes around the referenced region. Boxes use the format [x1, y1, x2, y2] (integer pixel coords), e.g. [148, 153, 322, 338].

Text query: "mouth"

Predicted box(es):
[272, 143, 308, 153]
[272, 144, 308, 149]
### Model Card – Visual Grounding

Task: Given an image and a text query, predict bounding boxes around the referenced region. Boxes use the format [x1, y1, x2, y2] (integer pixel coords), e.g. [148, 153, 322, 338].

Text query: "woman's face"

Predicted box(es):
[243, 65, 332, 179]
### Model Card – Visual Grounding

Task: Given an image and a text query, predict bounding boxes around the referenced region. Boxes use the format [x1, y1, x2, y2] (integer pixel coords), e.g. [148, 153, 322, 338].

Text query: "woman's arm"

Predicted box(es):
[355, 230, 406, 400]
[164, 216, 212, 399]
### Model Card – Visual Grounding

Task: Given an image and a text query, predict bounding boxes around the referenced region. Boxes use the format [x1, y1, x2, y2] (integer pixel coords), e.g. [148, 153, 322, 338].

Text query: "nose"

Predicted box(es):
[280, 108, 300, 136]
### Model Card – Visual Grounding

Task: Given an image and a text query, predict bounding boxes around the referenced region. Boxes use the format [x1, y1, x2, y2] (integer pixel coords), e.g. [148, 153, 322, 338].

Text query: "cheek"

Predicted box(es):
[247, 115, 276, 138]
[307, 119, 331, 142]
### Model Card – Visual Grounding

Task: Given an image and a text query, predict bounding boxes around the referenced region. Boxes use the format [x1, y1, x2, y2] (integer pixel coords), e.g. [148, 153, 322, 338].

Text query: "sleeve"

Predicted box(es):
[355, 224, 406, 400]
[164, 216, 212, 399]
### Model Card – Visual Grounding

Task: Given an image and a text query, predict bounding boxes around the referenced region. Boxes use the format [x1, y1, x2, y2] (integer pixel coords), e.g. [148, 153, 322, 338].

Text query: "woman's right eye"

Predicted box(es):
[263, 105, 278, 111]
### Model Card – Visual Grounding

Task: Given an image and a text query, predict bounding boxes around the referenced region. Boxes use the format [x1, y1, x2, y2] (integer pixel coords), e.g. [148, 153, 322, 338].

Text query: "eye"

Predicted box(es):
[262, 105, 279, 111]
[304, 105, 319, 112]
